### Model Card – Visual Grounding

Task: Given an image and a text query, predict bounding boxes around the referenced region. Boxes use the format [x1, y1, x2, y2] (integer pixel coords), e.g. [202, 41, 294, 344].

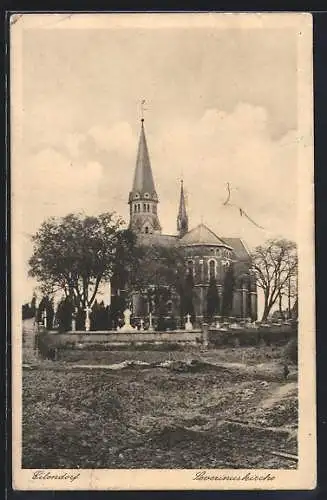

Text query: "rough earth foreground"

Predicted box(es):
[22, 357, 297, 469]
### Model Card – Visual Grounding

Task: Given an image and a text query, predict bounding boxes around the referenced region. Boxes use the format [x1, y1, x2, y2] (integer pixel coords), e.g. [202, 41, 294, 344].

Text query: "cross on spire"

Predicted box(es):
[140, 99, 147, 122]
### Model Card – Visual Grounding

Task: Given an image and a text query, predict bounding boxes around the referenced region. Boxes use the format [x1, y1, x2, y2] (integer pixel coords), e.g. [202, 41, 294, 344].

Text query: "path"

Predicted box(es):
[23, 318, 38, 363]
[260, 382, 297, 409]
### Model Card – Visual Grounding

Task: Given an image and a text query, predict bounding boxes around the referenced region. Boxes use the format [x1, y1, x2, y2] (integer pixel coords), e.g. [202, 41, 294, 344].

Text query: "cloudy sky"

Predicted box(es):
[13, 14, 301, 303]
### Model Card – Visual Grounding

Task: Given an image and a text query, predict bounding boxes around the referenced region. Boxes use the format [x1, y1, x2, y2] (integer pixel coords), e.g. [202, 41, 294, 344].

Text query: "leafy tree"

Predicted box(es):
[22, 293, 38, 320]
[109, 294, 126, 329]
[30, 295, 36, 317]
[222, 263, 235, 318]
[22, 303, 34, 320]
[37, 295, 55, 328]
[251, 239, 297, 321]
[181, 271, 195, 324]
[128, 244, 186, 291]
[56, 296, 74, 332]
[206, 277, 220, 321]
[91, 300, 108, 330]
[126, 244, 186, 316]
[29, 212, 136, 311]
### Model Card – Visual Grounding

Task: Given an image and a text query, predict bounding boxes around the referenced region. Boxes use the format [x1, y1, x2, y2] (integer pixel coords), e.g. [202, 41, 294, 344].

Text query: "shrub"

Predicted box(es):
[283, 338, 298, 365]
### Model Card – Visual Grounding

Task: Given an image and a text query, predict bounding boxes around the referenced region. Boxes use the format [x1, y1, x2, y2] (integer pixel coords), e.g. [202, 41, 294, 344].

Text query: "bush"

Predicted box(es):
[283, 338, 298, 365]
[22, 304, 35, 320]
[36, 333, 58, 360]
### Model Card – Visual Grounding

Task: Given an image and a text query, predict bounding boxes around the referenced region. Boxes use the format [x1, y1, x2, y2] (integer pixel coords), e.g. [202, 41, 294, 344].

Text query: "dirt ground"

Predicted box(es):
[21, 319, 298, 469]
[22, 359, 297, 469]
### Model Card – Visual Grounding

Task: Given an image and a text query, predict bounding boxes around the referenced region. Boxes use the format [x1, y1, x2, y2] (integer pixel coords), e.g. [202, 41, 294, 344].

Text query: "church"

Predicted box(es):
[125, 118, 257, 325]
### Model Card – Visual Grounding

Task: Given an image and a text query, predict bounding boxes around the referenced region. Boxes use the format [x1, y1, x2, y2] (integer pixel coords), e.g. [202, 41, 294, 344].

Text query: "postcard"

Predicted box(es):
[10, 12, 315, 490]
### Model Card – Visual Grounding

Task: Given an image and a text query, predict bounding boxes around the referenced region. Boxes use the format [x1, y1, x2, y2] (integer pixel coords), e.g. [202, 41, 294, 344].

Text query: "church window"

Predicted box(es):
[143, 203, 146, 211]
[208, 259, 216, 280]
[145, 226, 149, 234]
[138, 204, 141, 212]
[187, 259, 195, 277]
[147, 204, 150, 212]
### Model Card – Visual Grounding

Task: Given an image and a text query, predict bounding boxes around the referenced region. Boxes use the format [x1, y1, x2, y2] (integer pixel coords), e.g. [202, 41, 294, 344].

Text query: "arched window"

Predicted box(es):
[145, 226, 149, 234]
[208, 259, 216, 280]
[138, 204, 141, 212]
[134, 204, 137, 212]
[147, 204, 150, 212]
[186, 259, 194, 276]
[143, 203, 146, 212]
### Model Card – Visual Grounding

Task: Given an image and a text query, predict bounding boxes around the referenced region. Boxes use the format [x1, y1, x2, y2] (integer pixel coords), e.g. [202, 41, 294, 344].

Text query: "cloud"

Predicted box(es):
[16, 147, 106, 302]
[19, 102, 298, 245]
[88, 122, 136, 157]
[19, 148, 103, 235]
[150, 102, 298, 246]
[17, 103, 298, 302]
[65, 132, 85, 158]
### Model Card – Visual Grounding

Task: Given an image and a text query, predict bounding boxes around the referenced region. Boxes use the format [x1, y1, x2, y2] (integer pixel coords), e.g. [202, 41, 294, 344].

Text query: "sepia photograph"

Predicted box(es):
[11, 12, 315, 490]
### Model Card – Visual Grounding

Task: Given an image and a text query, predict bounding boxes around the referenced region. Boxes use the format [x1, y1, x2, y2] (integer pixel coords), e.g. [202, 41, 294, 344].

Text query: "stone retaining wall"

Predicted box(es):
[36, 325, 297, 360]
[42, 330, 202, 347]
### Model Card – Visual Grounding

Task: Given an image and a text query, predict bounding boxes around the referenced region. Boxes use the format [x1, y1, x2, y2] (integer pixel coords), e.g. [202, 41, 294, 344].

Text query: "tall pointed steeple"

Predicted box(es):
[128, 119, 161, 234]
[177, 179, 189, 237]
[131, 119, 157, 198]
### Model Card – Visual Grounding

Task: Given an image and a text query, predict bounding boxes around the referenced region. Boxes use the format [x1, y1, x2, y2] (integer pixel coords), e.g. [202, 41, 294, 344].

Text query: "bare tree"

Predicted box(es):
[251, 239, 297, 321]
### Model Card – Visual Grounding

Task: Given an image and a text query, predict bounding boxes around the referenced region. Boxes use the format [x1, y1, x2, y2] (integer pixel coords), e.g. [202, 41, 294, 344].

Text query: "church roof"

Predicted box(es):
[136, 229, 251, 262]
[137, 233, 178, 248]
[130, 120, 157, 198]
[222, 237, 250, 260]
[180, 223, 232, 248]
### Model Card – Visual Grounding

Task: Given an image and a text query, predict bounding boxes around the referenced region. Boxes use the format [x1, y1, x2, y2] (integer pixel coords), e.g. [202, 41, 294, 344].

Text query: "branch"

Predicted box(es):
[88, 274, 103, 307]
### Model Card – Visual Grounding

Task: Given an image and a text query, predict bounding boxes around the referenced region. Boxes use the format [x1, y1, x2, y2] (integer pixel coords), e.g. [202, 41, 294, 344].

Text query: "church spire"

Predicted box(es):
[128, 119, 161, 235]
[130, 119, 157, 198]
[177, 179, 189, 237]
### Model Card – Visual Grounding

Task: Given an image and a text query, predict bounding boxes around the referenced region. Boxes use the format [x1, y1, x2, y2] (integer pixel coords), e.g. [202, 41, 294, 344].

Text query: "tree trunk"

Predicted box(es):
[278, 292, 282, 314]
[261, 295, 270, 322]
